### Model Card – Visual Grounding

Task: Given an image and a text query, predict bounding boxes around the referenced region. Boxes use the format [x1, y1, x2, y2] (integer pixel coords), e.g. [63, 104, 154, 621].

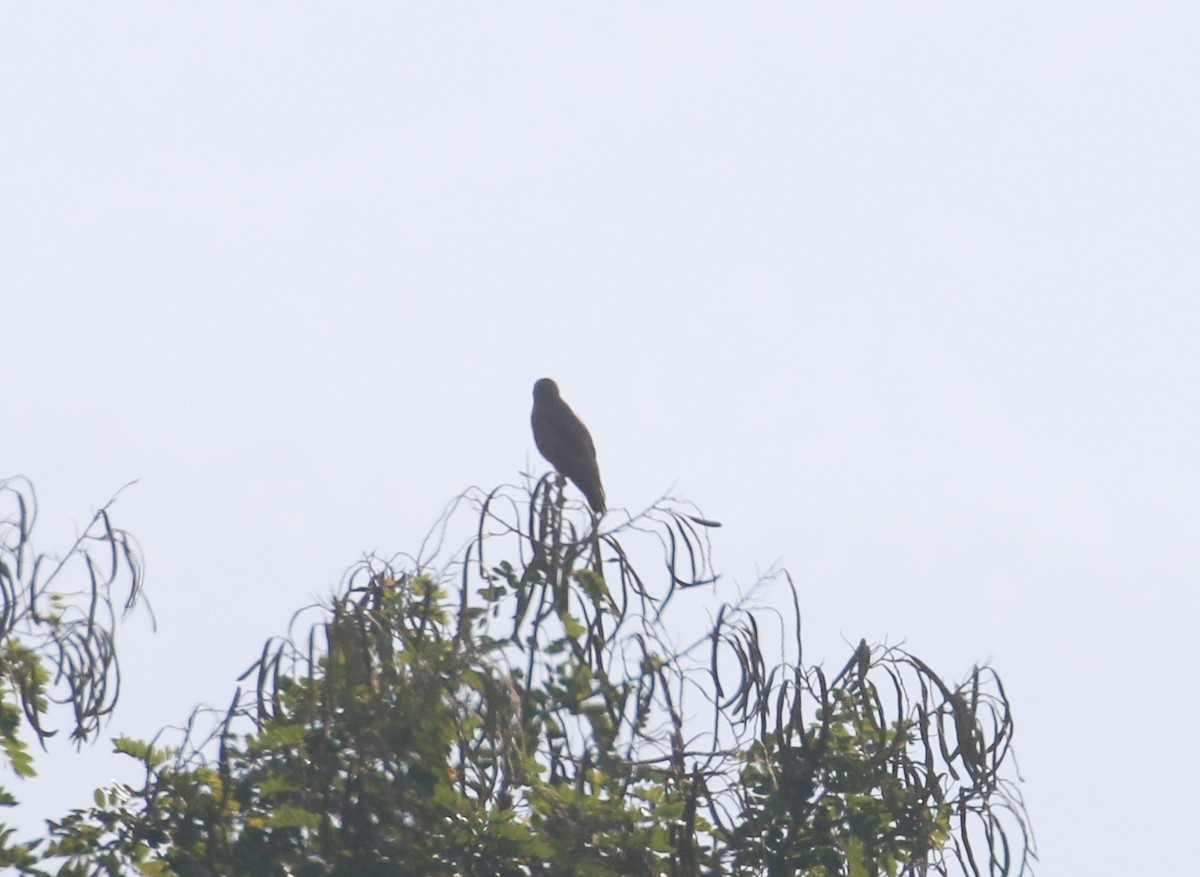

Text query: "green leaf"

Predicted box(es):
[1, 739, 34, 778]
[562, 613, 586, 640]
[268, 805, 322, 830]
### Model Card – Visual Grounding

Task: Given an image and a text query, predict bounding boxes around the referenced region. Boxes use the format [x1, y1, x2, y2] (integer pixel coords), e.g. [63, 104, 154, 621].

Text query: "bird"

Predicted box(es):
[531, 378, 606, 515]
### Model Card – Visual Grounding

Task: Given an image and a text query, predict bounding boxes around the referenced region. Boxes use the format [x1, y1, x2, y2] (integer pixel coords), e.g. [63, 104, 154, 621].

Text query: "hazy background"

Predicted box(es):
[4, 5, 1198, 873]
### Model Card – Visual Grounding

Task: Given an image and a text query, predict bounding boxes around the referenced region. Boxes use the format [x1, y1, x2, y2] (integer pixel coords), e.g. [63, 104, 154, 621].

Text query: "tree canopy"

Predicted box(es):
[5, 477, 1033, 876]
[0, 476, 145, 870]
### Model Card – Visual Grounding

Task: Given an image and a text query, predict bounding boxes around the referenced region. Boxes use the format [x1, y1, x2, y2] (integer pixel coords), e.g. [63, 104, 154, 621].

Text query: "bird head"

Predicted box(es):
[533, 378, 560, 401]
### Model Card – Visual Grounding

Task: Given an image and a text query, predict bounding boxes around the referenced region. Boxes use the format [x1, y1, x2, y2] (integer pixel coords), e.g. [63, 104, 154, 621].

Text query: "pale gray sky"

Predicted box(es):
[4, 5, 1199, 873]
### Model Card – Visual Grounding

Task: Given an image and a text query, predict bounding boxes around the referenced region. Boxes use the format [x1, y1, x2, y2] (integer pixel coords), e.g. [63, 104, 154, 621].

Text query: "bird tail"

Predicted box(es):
[581, 483, 606, 516]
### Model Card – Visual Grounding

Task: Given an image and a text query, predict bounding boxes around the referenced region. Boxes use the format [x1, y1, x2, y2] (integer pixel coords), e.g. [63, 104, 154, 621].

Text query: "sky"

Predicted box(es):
[3, 4, 1199, 873]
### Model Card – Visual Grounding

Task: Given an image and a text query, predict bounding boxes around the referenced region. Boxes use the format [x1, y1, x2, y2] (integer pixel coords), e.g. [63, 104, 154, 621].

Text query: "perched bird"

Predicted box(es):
[531, 378, 606, 515]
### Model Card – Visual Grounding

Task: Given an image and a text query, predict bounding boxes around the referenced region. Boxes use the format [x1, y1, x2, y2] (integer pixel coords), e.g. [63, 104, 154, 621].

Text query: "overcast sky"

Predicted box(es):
[4, 4, 1199, 873]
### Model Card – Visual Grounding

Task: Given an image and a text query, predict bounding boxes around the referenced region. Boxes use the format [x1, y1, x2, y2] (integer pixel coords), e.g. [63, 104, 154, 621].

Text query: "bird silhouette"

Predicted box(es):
[531, 378, 606, 515]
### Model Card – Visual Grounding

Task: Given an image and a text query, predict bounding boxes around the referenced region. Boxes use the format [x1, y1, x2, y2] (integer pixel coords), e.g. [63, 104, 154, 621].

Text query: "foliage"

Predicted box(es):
[0, 476, 145, 871]
[35, 478, 1032, 876]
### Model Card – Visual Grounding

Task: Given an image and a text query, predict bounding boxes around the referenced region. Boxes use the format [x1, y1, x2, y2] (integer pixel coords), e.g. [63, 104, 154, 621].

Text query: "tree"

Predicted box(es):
[34, 479, 1033, 876]
[0, 477, 145, 872]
